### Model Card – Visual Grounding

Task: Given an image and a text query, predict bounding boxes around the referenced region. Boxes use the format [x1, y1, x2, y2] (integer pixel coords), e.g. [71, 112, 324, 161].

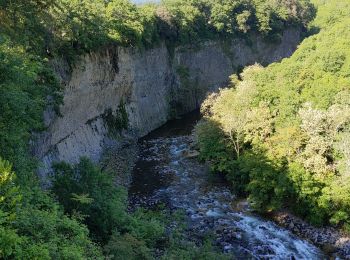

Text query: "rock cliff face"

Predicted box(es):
[34, 28, 301, 175]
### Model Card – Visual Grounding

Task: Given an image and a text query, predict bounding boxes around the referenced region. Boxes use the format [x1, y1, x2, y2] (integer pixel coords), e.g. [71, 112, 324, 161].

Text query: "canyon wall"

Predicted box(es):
[34, 28, 302, 176]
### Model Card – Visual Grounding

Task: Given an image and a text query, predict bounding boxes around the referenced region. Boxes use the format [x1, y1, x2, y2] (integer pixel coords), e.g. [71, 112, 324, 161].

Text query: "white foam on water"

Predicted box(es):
[234, 214, 323, 259]
[133, 136, 325, 259]
[206, 209, 224, 217]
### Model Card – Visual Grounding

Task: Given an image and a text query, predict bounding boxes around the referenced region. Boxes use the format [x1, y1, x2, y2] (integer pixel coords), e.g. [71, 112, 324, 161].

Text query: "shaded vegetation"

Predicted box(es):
[0, 158, 102, 259]
[103, 100, 129, 137]
[196, 0, 350, 231]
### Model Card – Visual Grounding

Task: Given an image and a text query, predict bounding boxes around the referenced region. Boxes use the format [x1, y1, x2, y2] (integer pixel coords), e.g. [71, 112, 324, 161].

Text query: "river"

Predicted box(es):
[129, 111, 325, 259]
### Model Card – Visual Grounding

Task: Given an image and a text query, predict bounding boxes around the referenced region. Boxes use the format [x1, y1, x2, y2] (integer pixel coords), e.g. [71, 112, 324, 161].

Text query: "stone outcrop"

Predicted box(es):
[33, 28, 302, 176]
[273, 211, 350, 258]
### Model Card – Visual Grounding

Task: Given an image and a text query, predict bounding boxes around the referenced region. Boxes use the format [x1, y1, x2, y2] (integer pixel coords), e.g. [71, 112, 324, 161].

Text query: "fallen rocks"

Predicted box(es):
[101, 138, 139, 187]
[183, 150, 200, 158]
[272, 211, 350, 259]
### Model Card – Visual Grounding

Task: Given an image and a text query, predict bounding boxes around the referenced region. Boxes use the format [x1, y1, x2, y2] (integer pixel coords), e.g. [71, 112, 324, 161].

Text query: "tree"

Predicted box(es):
[0, 159, 21, 222]
[298, 103, 350, 177]
[210, 66, 261, 158]
[52, 158, 129, 243]
[106, 0, 144, 45]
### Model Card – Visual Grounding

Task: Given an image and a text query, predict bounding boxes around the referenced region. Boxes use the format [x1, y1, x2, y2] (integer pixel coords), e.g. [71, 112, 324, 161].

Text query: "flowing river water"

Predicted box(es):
[129, 111, 325, 259]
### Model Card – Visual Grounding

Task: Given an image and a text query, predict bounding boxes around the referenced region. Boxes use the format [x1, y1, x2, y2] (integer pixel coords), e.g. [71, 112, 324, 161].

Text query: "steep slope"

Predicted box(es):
[196, 0, 350, 235]
[34, 29, 302, 175]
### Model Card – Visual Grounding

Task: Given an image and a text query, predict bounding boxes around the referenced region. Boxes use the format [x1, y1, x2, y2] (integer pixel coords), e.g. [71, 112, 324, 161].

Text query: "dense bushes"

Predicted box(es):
[196, 0, 350, 230]
[52, 158, 167, 246]
[0, 39, 61, 182]
[0, 25, 103, 259]
[0, 158, 102, 259]
[52, 158, 130, 243]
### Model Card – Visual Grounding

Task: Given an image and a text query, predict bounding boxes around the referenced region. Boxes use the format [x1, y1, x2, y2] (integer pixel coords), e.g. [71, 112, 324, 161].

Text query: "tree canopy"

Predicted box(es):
[196, 0, 350, 230]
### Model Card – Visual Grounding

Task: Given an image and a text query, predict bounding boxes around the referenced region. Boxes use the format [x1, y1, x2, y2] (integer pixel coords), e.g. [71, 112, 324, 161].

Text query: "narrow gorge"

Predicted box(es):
[33, 27, 333, 258]
[4, 1, 350, 258]
[34, 28, 301, 177]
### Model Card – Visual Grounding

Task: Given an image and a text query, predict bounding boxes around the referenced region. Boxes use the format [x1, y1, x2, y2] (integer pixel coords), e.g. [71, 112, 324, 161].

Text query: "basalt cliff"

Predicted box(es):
[33, 28, 301, 176]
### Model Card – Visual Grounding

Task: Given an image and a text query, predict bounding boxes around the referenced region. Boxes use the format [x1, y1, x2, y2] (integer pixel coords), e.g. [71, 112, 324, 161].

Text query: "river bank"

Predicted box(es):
[103, 110, 350, 259]
[271, 211, 350, 259]
[125, 112, 326, 259]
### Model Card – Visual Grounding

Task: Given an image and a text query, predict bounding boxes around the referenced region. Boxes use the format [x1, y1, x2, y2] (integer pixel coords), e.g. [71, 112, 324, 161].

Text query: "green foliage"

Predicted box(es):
[52, 158, 129, 243]
[104, 232, 153, 260]
[0, 0, 315, 62]
[162, 239, 230, 260]
[0, 159, 21, 222]
[51, 0, 110, 57]
[103, 101, 129, 137]
[51, 157, 230, 259]
[0, 158, 102, 259]
[162, 0, 315, 44]
[1, 0, 312, 59]
[139, 4, 161, 47]
[104, 209, 168, 259]
[162, 0, 211, 44]
[237, 150, 288, 211]
[176, 65, 190, 82]
[128, 208, 166, 248]
[196, 0, 350, 230]
[52, 158, 168, 256]
[161, 209, 229, 260]
[286, 162, 328, 225]
[195, 120, 235, 174]
[106, 0, 145, 45]
[0, 39, 61, 182]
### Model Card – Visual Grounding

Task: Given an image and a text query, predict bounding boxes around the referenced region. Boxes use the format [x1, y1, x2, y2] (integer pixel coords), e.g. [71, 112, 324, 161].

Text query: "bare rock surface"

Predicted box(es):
[33, 28, 302, 177]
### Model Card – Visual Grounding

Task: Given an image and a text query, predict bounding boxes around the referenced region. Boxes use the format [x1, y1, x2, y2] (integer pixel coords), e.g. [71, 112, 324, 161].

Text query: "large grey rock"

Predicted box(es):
[33, 28, 302, 176]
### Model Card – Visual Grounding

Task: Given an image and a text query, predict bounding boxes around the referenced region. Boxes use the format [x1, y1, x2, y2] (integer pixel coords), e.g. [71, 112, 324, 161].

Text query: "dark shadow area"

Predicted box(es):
[143, 109, 201, 139]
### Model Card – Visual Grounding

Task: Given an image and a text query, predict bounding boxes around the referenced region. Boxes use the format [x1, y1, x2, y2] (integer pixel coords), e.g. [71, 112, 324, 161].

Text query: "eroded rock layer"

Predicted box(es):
[34, 28, 301, 175]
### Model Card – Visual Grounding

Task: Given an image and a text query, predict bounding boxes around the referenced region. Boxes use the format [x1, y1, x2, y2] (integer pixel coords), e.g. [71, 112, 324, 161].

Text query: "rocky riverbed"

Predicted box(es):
[272, 212, 350, 259]
[128, 128, 326, 259]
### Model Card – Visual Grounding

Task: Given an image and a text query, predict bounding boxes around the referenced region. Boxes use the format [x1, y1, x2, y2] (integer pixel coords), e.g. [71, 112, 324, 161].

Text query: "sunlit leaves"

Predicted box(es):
[196, 0, 350, 229]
